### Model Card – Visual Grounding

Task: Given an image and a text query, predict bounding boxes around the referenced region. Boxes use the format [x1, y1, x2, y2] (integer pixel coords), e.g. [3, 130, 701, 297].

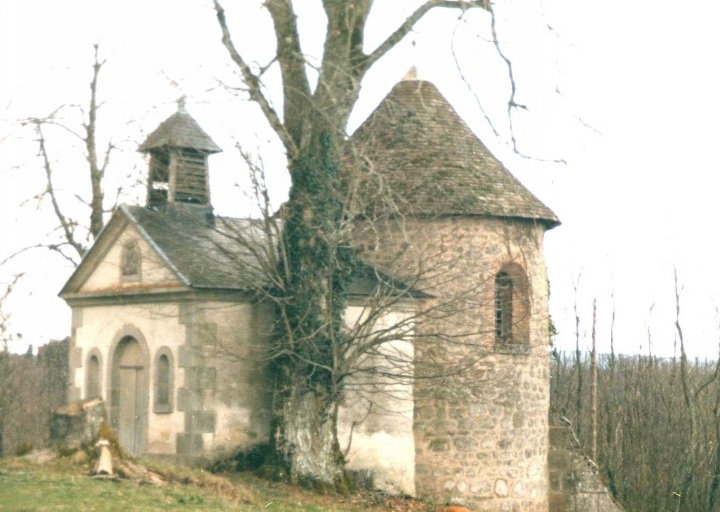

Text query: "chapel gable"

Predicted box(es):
[69, 218, 184, 296]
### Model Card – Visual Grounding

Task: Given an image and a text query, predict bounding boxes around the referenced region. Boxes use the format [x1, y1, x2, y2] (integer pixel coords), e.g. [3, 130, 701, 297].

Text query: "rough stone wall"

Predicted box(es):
[548, 423, 623, 512]
[356, 216, 551, 511]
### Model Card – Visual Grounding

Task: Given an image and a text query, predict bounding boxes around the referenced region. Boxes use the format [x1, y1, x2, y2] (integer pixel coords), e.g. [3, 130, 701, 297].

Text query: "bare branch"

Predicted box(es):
[213, 0, 298, 157]
[364, 0, 490, 72]
[34, 123, 86, 261]
[264, 0, 312, 145]
[84, 44, 107, 239]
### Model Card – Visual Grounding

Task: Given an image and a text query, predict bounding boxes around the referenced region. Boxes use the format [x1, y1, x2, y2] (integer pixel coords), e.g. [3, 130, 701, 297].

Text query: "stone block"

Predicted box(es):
[416, 464, 430, 475]
[549, 470, 562, 491]
[178, 345, 201, 367]
[67, 386, 81, 403]
[429, 438, 450, 452]
[185, 411, 216, 434]
[50, 398, 106, 451]
[549, 426, 575, 447]
[494, 479, 509, 497]
[575, 493, 598, 511]
[512, 411, 526, 428]
[177, 432, 203, 455]
[184, 366, 217, 391]
[497, 438, 512, 449]
[69, 346, 83, 369]
[562, 471, 578, 492]
[177, 388, 203, 411]
[454, 437, 479, 452]
[72, 308, 84, 328]
[548, 494, 573, 512]
[178, 303, 200, 325]
[548, 449, 569, 469]
[188, 322, 217, 346]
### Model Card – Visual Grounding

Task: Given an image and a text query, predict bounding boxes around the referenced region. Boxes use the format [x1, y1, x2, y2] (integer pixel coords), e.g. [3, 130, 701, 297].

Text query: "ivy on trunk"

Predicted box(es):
[271, 132, 357, 488]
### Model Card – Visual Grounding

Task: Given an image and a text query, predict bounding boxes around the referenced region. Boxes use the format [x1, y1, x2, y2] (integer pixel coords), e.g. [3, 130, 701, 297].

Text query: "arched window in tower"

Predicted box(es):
[121, 241, 141, 279]
[494, 262, 531, 347]
[495, 271, 513, 341]
[154, 347, 174, 413]
[86, 351, 102, 398]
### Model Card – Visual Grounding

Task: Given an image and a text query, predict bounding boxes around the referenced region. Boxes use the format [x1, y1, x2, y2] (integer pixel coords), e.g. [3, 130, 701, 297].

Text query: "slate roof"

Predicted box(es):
[124, 205, 268, 290]
[89, 205, 426, 298]
[138, 106, 222, 154]
[348, 79, 559, 227]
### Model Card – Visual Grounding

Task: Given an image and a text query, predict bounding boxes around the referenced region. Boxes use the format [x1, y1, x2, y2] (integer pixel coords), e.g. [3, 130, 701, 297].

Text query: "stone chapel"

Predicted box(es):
[60, 75, 559, 511]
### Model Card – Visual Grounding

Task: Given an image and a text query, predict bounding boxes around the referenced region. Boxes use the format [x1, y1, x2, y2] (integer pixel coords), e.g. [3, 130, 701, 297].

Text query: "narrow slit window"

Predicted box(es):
[495, 271, 513, 341]
[154, 348, 174, 413]
[87, 353, 102, 398]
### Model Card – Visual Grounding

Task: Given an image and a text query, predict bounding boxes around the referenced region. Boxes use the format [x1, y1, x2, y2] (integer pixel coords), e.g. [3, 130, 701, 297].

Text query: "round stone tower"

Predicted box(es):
[347, 76, 559, 511]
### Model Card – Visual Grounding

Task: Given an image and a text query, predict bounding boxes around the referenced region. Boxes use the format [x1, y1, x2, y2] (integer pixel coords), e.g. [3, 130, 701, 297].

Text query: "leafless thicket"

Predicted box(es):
[0, 276, 68, 456]
[551, 277, 720, 512]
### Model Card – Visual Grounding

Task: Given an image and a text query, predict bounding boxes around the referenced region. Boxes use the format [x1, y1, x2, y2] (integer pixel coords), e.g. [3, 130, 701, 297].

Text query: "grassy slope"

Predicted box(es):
[0, 455, 429, 512]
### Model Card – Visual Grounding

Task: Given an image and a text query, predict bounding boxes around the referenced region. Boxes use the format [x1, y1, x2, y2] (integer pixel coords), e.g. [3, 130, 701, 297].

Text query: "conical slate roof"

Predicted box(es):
[349, 79, 559, 227]
[139, 101, 221, 154]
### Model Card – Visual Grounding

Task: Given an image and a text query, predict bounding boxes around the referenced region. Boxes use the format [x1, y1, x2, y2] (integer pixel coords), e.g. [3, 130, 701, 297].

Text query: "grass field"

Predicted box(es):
[0, 454, 430, 512]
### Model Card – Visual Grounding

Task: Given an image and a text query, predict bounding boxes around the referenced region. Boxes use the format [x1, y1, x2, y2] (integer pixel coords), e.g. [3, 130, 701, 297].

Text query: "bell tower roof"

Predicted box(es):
[139, 98, 221, 154]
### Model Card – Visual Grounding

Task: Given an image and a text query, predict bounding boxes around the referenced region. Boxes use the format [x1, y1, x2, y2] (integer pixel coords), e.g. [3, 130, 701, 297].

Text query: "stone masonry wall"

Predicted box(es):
[548, 423, 624, 512]
[355, 216, 552, 511]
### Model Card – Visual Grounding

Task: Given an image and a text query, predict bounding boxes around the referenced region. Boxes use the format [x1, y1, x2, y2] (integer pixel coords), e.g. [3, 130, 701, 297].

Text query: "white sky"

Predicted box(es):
[2, 0, 720, 357]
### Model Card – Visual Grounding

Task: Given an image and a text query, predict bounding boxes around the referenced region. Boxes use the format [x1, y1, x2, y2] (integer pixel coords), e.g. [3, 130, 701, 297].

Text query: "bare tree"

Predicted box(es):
[16, 44, 119, 266]
[571, 270, 583, 439]
[708, 309, 720, 512]
[671, 268, 720, 512]
[550, 276, 720, 512]
[212, 0, 496, 489]
[590, 297, 597, 461]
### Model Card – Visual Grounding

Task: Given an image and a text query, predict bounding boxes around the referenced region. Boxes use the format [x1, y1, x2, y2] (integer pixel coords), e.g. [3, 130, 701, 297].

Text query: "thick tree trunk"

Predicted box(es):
[268, 132, 355, 491]
[272, 371, 345, 489]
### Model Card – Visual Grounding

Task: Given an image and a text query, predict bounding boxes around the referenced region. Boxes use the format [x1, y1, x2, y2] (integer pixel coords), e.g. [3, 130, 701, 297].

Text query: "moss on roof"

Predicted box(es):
[348, 79, 559, 227]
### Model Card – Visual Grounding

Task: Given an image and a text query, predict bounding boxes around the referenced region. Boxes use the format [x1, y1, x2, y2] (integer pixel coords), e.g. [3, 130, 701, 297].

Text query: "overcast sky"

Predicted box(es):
[2, 0, 720, 357]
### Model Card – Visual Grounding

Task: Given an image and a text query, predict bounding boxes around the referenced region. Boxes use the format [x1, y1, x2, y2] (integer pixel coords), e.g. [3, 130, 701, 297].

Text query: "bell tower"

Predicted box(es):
[139, 98, 221, 212]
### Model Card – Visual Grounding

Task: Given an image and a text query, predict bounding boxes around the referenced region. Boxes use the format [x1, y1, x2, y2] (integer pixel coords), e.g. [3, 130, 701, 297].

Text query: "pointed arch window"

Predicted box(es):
[154, 347, 174, 414]
[121, 241, 141, 280]
[494, 262, 531, 351]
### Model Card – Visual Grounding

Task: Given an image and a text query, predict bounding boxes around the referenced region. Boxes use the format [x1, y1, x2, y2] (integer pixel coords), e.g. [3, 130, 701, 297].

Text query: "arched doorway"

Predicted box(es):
[110, 336, 148, 456]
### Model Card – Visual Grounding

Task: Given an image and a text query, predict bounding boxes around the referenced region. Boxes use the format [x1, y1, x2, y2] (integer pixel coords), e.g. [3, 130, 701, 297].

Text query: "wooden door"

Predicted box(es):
[112, 337, 147, 456]
[118, 367, 142, 454]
